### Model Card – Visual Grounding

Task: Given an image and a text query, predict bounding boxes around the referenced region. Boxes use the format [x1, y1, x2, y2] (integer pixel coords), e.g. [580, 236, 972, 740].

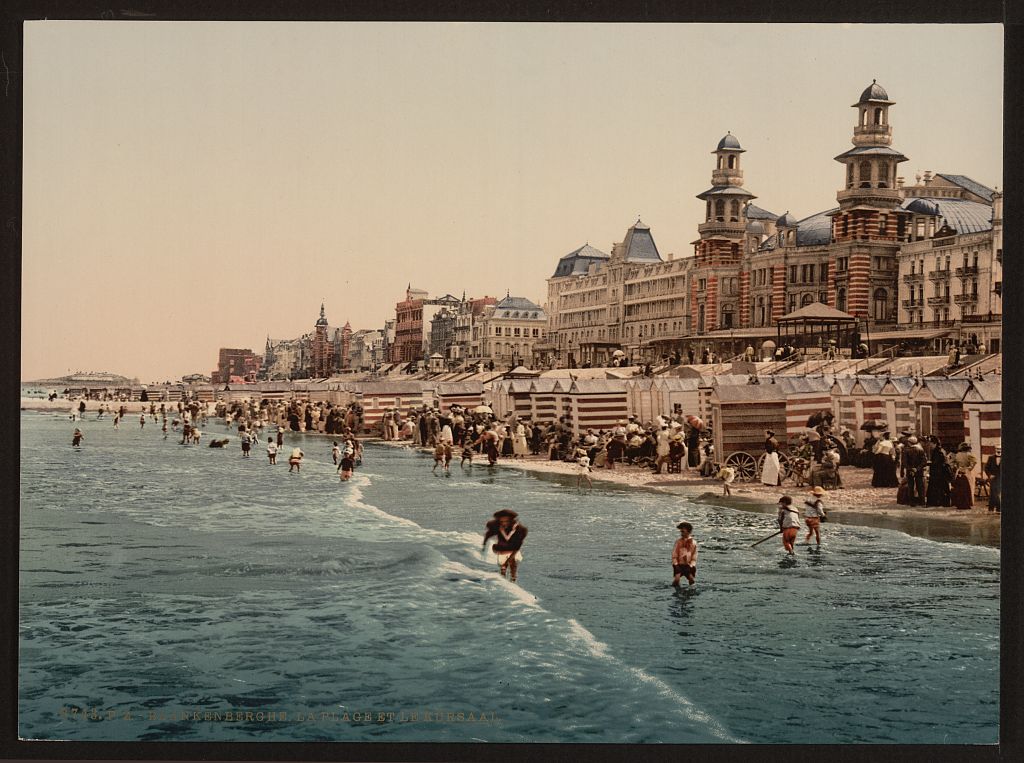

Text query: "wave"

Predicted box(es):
[564, 618, 744, 743]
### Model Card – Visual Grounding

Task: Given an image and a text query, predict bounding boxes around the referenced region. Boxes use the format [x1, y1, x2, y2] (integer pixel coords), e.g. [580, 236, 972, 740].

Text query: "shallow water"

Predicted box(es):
[19, 412, 999, 743]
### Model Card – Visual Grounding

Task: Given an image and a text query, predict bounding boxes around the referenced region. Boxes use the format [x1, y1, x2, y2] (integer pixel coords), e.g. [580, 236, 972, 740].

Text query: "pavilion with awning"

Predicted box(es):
[775, 302, 859, 352]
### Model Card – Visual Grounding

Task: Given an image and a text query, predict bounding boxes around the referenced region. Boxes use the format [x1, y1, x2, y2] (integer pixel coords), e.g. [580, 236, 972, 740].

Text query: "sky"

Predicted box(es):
[21, 22, 1003, 383]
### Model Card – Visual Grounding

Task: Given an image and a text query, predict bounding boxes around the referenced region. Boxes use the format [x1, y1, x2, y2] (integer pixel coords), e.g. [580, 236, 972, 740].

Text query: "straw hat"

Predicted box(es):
[493, 509, 518, 519]
[810, 486, 827, 497]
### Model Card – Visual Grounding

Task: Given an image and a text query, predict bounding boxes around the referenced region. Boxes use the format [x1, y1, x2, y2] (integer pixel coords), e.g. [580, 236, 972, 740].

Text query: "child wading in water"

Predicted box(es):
[332, 441, 340, 465]
[338, 440, 355, 481]
[460, 443, 474, 467]
[716, 464, 736, 496]
[576, 448, 593, 491]
[803, 486, 828, 547]
[432, 442, 445, 472]
[72, 428, 84, 448]
[671, 522, 698, 587]
[266, 440, 277, 464]
[777, 495, 800, 555]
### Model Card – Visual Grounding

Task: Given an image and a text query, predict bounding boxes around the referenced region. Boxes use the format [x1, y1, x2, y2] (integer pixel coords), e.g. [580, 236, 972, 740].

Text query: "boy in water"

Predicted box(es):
[161, 419, 168, 439]
[288, 446, 303, 472]
[72, 428, 84, 448]
[331, 441, 340, 465]
[777, 495, 800, 555]
[338, 443, 355, 481]
[432, 441, 445, 472]
[671, 522, 698, 587]
[266, 439, 278, 464]
[803, 486, 828, 547]
[139, 413, 146, 429]
[443, 443, 453, 472]
[460, 442, 474, 467]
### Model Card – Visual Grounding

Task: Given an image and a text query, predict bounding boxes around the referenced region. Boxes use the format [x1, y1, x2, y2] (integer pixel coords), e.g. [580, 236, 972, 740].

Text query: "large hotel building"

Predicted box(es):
[541, 81, 1001, 367]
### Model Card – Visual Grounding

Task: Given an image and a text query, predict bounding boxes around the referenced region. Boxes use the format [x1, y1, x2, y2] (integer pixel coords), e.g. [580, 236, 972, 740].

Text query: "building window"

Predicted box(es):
[837, 288, 847, 312]
[873, 288, 889, 321]
[859, 160, 872, 188]
[788, 294, 797, 314]
[699, 278, 707, 290]
[715, 200, 725, 221]
[730, 200, 740, 221]
[801, 293, 814, 307]
[821, 263, 829, 283]
[819, 292, 828, 304]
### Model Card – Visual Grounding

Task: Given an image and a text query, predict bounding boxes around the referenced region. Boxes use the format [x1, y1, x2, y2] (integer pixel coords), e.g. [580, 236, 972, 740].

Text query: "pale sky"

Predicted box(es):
[22, 22, 1003, 383]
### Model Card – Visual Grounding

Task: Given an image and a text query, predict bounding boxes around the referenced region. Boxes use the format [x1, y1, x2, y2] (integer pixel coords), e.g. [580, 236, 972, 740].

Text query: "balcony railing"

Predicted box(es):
[902, 272, 925, 283]
[927, 270, 951, 282]
[954, 265, 979, 277]
[927, 295, 951, 306]
[954, 293, 979, 305]
[901, 299, 917, 309]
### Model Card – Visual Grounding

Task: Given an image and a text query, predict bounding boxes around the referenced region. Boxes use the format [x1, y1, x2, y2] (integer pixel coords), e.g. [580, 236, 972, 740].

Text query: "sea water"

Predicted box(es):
[19, 411, 999, 743]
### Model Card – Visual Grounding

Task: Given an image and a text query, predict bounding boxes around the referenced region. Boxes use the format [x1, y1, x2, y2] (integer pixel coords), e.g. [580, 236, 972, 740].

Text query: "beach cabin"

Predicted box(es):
[192, 384, 217, 403]
[529, 378, 566, 425]
[257, 381, 293, 401]
[563, 379, 630, 437]
[962, 379, 1002, 457]
[878, 377, 918, 436]
[654, 377, 703, 423]
[435, 381, 485, 414]
[354, 381, 431, 432]
[847, 376, 887, 432]
[777, 376, 834, 444]
[708, 384, 788, 479]
[625, 377, 658, 423]
[910, 378, 971, 446]
[829, 377, 861, 444]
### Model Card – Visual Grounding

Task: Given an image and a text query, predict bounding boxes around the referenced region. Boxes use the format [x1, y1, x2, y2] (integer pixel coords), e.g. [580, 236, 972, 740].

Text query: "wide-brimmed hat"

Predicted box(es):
[907, 436, 918, 444]
[493, 509, 518, 519]
[810, 486, 827, 496]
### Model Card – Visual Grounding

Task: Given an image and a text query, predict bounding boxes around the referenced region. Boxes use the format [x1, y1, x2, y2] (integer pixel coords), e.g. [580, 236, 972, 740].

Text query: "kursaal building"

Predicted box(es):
[542, 81, 1001, 367]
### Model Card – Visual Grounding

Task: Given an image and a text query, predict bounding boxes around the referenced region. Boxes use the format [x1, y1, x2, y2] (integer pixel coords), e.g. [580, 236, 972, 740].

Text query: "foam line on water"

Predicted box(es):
[564, 618, 744, 743]
[439, 559, 542, 609]
[338, 473, 492, 550]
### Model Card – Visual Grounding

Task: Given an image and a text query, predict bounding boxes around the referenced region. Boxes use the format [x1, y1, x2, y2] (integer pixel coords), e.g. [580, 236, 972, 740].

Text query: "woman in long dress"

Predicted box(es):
[925, 436, 951, 507]
[512, 421, 529, 459]
[950, 442, 978, 510]
[871, 433, 900, 487]
[500, 425, 515, 457]
[761, 430, 781, 487]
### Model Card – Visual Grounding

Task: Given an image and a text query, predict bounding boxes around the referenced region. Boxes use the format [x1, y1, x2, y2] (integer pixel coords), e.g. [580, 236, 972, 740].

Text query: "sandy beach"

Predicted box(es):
[371, 439, 1000, 547]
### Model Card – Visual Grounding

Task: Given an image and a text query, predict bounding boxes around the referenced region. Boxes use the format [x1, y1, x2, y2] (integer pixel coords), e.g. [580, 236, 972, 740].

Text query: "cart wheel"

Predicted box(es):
[776, 451, 792, 482]
[726, 451, 757, 482]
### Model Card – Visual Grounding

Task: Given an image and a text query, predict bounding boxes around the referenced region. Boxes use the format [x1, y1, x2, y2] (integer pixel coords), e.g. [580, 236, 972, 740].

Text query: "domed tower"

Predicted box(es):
[833, 80, 907, 243]
[830, 81, 906, 325]
[692, 133, 756, 335]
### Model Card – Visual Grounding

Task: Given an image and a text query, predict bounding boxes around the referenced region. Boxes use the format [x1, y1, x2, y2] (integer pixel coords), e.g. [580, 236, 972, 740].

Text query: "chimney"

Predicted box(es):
[923, 171, 933, 185]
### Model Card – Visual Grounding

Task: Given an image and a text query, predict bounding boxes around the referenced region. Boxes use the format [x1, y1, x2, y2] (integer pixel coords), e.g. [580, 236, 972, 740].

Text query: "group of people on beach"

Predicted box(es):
[866, 430, 1000, 512]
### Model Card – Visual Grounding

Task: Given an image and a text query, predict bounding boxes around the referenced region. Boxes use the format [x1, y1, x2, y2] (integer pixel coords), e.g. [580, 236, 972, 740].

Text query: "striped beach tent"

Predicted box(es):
[625, 377, 657, 424]
[564, 379, 630, 437]
[777, 376, 834, 444]
[529, 378, 566, 425]
[654, 377, 703, 423]
[910, 378, 971, 446]
[708, 384, 788, 479]
[962, 378, 1001, 457]
[436, 381, 485, 414]
[353, 381, 431, 431]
